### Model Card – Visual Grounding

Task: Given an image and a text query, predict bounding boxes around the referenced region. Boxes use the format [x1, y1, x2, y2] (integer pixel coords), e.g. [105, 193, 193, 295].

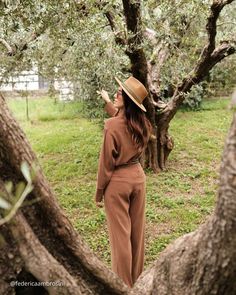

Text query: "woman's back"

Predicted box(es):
[104, 114, 142, 166]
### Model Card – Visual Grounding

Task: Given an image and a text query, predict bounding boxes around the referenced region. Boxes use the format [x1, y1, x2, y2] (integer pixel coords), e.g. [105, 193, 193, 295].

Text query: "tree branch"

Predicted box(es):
[146, 11, 194, 101]
[104, 11, 127, 45]
[211, 40, 236, 62]
[0, 27, 48, 81]
[17, 31, 42, 52]
[122, 0, 143, 52]
[1, 27, 46, 59]
[10, 213, 79, 295]
[104, 11, 116, 31]
[121, 0, 148, 83]
[193, 0, 232, 78]
[143, 28, 157, 46]
[147, 41, 170, 99]
[0, 38, 13, 55]
[222, 0, 235, 4]
[168, 0, 236, 110]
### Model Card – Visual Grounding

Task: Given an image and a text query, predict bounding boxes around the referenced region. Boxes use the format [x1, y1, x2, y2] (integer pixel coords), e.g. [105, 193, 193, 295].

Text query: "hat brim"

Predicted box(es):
[114, 77, 147, 112]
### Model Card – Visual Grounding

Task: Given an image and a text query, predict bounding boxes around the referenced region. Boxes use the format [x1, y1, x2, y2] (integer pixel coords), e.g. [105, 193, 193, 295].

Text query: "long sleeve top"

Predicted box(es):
[95, 102, 142, 202]
[104, 101, 119, 117]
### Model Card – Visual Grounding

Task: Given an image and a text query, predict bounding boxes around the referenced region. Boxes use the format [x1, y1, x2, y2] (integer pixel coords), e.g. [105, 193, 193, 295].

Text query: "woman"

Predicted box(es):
[95, 76, 152, 288]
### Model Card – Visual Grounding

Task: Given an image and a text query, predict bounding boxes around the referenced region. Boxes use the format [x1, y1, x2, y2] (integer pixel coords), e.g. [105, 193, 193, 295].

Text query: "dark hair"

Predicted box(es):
[122, 89, 152, 153]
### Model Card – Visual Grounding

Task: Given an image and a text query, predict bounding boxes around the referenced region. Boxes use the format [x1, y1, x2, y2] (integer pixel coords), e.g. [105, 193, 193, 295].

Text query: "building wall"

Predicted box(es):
[0, 68, 40, 91]
[0, 68, 77, 101]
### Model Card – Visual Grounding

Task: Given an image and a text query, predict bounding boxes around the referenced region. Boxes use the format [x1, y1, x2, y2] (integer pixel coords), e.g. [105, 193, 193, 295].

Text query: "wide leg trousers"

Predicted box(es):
[104, 164, 146, 288]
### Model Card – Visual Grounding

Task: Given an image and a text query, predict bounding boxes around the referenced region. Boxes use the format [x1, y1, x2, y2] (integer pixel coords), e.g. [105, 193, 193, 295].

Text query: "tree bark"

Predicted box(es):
[10, 213, 79, 295]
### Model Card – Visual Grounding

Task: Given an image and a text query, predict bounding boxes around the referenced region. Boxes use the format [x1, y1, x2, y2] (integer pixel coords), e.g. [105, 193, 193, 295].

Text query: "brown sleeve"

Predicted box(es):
[95, 122, 117, 202]
[104, 101, 119, 117]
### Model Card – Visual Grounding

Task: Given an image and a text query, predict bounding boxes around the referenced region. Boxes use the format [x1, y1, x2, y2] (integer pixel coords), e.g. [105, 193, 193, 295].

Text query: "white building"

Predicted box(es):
[0, 67, 48, 91]
[54, 79, 75, 101]
[0, 67, 76, 101]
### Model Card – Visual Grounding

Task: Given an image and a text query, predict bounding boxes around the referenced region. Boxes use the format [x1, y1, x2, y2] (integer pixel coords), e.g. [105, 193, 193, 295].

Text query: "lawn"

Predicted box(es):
[6, 96, 233, 269]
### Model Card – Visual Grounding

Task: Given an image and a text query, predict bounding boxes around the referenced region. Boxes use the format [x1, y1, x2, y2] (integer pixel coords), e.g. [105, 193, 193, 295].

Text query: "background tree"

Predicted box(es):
[0, 0, 235, 171]
[104, 0, 236, 171]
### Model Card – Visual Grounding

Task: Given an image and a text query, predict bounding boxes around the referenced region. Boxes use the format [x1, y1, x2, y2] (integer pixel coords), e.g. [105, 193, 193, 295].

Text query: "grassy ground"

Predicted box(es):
[6, 96, 233, 269]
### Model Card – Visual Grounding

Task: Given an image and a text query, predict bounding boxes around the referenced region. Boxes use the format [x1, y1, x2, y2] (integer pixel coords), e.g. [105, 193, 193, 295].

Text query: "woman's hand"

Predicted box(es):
[96, 201, 104, 208]
[96, 89, 111, 103]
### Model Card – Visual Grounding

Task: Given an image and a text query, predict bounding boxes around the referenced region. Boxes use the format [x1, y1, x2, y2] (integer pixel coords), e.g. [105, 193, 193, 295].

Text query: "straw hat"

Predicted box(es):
[115, 76, 148, 112]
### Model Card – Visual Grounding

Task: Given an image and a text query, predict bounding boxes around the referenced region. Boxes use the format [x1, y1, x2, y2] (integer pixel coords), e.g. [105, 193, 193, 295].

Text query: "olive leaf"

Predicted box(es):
[0, 197, 11, 210]
[21, 161, 32, 184]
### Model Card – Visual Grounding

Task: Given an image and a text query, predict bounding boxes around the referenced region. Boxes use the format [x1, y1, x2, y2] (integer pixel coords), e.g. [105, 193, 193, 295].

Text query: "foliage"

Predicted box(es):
[0, 0, 130, 104]
[0, 161, 34, 226]
[161, 81, 209, 110]
[0, 1, 235, 112]
[181, 83, 208, 110]
[208, 59, 236, 96]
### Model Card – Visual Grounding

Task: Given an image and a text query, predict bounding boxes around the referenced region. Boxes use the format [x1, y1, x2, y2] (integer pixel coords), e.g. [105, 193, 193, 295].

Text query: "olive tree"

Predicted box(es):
[1, 0, 235, 170]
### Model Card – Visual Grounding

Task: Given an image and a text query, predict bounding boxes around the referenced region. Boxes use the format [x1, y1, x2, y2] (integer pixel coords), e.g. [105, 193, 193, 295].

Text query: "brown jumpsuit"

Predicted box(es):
[95, 102, 146, 288]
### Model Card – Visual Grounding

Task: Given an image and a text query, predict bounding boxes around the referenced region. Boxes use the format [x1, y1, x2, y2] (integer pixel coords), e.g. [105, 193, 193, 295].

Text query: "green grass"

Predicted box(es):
[8, 96, 84, 122]
[6, 96, 233, 269]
